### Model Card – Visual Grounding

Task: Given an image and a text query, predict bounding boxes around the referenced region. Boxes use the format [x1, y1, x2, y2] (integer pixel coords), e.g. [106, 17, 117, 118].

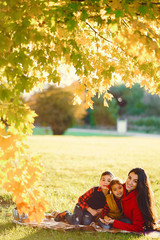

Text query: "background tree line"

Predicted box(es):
[89, 84, 160, 133]
[26, 83, 160, 135]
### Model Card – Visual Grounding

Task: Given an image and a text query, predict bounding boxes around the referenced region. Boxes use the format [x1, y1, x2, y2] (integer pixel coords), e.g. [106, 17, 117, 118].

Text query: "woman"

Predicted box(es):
[103, 168, 158, 232]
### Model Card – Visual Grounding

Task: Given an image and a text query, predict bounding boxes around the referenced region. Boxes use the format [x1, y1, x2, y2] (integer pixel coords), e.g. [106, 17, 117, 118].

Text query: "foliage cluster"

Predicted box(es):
[109, 84, 145, 116]
[129, 116, 160, 133]
[0, 124, 47, 223]
[109, 83, 160, 117]
[27, 84, 86, 135]
[86, 97, 119, 127]
[85, 84, 160, 129]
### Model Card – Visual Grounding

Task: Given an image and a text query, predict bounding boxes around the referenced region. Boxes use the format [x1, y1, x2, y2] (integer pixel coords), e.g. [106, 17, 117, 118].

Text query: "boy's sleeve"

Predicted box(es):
[100, 202, 109, 218]
[78, 187, 95, 210]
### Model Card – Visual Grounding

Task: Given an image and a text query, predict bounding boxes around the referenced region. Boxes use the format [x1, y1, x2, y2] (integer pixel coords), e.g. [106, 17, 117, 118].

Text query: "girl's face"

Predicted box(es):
[111, 183, 124, 199]
[126, 172, 138, 192]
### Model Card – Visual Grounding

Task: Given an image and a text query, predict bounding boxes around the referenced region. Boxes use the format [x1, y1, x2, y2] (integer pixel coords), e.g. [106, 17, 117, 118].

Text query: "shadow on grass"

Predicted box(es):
[17, 229, 68, 240]
[14, 228, 141, 240]
[0, 221, 142, 240]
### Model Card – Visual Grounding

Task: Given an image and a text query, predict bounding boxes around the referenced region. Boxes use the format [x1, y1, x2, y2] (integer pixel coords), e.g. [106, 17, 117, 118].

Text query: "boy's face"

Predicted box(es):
[111, 183, 124, 199]
[99, 174, 113, 190]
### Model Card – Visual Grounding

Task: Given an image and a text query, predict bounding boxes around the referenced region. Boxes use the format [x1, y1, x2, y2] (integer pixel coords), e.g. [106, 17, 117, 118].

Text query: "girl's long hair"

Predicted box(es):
[129, 168, 158, 230]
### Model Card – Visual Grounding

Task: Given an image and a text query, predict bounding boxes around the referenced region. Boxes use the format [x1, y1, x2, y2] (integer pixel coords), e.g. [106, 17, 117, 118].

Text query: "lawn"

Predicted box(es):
[0, 135, 160, 240]
[32, 126, 120, 136]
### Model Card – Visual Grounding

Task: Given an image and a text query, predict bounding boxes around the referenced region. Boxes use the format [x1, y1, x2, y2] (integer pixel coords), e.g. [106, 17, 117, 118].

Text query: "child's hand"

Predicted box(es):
[99, 217, 114, 225]
[104, 216, 112, 221]
[104, 218, 115, 224]
[99, 218, 110, 225]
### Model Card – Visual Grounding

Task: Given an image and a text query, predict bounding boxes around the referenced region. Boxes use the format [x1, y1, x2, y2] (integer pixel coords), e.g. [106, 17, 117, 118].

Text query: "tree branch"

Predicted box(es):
[85, 21, 127, 57]
[86, 21, 113, 44]
[122, 19, 130, 28]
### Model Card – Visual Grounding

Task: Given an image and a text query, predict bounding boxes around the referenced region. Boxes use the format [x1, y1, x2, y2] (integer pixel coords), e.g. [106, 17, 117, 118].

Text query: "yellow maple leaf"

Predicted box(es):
[7, 170, 15, 181]
[103, 98, 109, 107]
[104, 92, 113, 101]
[140, 80, 150, 89]
[101, 45, 109, 51]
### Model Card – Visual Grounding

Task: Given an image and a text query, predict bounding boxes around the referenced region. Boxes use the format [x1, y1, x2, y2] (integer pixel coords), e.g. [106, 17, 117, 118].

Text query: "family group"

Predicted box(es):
[55, 168, 158, 232]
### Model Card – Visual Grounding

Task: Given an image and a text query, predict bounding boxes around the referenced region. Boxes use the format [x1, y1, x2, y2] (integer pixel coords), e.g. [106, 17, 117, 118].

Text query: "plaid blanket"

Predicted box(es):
[13, 209, 160, 238]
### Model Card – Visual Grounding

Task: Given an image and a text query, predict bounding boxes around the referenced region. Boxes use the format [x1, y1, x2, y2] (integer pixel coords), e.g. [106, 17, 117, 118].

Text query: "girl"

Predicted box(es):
[98, 178, 131, 229]
[103, 168, 158, 232]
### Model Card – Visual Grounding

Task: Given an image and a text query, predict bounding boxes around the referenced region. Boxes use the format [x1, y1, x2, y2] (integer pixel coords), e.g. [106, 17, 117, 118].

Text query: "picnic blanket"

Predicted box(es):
[13, 209, 160, 238]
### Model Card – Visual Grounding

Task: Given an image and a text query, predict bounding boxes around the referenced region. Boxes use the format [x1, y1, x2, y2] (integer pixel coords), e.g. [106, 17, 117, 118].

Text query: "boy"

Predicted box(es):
[55, 171, 114, 225]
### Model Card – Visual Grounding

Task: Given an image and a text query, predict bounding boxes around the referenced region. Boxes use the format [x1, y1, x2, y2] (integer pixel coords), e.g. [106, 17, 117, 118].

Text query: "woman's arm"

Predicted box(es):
[112, 208, 144, 232]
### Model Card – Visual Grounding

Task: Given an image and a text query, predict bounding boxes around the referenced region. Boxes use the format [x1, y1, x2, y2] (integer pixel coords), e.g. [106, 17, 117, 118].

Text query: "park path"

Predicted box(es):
[68, 128, 160, 138]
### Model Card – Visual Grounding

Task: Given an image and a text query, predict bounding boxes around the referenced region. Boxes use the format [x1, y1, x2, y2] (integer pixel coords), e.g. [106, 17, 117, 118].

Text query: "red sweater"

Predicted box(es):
[112, 184, 144, 232]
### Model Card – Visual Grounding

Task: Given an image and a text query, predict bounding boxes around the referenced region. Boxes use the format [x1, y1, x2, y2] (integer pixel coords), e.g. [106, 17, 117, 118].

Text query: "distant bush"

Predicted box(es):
[129, 117, 160, 133]
[110, 84, 160, 117]
[85, 95, 119, 128]
[131, 117, 160, 127]
[26, 85, 87, 135]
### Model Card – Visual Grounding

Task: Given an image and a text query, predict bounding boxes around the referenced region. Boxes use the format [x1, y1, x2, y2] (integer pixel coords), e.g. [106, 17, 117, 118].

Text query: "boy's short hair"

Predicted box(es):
[109, 178, 123, 190]
[101, 171, 114, 179]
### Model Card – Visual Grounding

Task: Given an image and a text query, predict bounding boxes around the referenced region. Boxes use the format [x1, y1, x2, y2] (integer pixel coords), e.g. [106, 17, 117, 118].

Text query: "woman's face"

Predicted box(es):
[126, 172, 138, 192]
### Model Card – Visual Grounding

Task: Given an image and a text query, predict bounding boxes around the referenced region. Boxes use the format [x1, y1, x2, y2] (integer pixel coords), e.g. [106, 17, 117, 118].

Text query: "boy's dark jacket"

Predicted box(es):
[78, 186, 106, 210]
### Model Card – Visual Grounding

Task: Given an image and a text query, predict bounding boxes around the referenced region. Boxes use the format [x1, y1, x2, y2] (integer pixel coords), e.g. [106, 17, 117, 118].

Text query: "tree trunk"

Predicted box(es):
[51, 127, 65, 135]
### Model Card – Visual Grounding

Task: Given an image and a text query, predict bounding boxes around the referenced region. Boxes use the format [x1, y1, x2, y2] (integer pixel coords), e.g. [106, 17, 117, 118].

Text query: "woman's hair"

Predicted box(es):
[129, 168, 158, 230]
[109, 178, 123, 191]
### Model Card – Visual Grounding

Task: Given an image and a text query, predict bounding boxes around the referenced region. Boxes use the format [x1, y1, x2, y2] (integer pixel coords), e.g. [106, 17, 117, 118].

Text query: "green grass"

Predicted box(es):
[65, 131, 123, 137]
[1, 135, 160, 240]
[32, 126, 123, 137]
[32, 126, 53, 135]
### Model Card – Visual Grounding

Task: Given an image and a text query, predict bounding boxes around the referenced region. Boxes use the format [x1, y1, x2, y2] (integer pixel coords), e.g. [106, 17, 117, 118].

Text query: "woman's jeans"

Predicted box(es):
[65, 203, 94, 225]
[98, 217, 132, 229]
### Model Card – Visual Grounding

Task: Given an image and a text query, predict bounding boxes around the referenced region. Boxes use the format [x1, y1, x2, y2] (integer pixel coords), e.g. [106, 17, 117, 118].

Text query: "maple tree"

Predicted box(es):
[0, 0, 159, 222]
